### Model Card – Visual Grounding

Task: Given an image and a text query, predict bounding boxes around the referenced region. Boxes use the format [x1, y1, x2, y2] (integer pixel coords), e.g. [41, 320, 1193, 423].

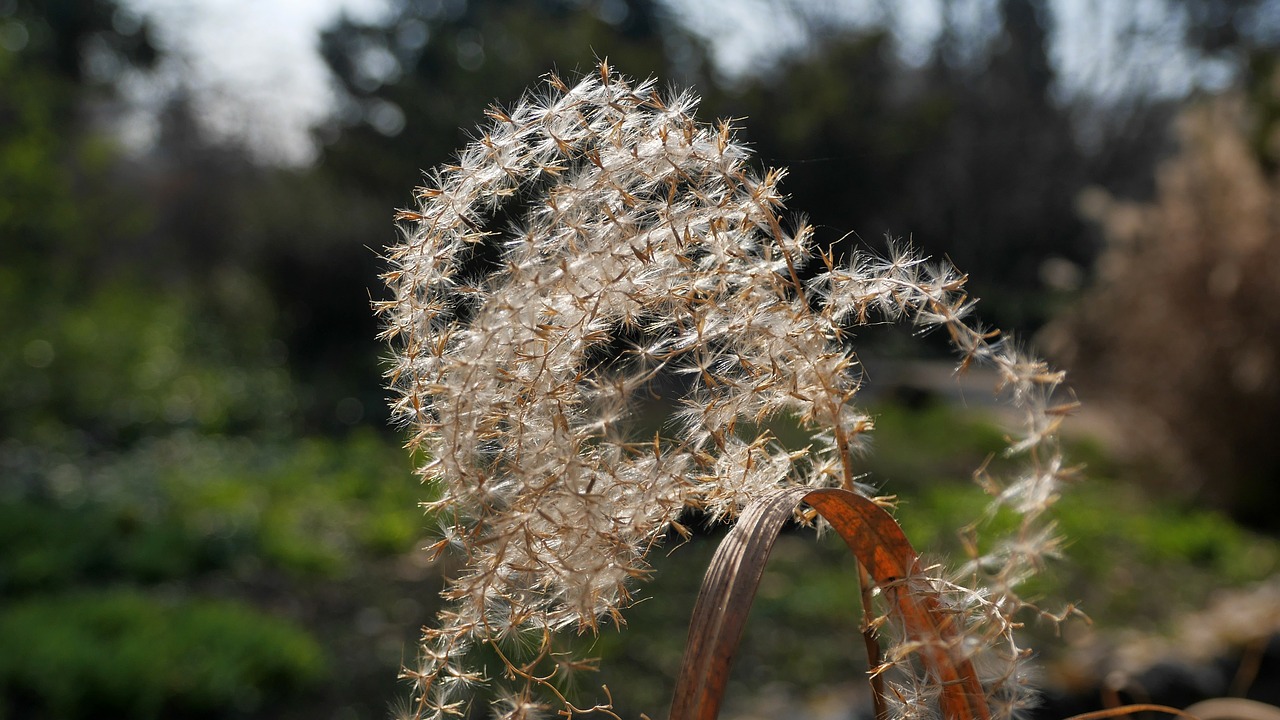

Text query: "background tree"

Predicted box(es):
[317, 0, 709, 201]
[698, 0, 1169, 331]
[1047, 0, 1280, 528]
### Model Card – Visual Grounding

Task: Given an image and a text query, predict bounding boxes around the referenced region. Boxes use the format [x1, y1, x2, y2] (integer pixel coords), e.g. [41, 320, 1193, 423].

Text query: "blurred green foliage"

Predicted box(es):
[0, 430, 423, 594]
[0, 590, 325, 719]
[0, 281, 295, 447]
[5, 0, 1280, 716]
[0, 380, 423, 717]
[859, 402, 1280, 627]
[1, 25, 423, 704]
[898, 479, 1280, 628]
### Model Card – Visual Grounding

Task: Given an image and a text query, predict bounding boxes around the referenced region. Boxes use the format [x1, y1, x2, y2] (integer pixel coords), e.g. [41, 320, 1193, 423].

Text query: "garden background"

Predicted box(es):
[3, 1, 1280, 718]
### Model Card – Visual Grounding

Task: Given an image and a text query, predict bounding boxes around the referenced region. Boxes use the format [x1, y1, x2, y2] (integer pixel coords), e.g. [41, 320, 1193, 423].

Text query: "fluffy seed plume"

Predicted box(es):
[379, 62, 1073, 720]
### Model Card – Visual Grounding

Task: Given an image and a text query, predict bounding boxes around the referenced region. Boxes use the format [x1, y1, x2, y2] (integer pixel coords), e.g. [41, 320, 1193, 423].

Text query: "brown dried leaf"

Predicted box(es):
[668, 486, 990, 720]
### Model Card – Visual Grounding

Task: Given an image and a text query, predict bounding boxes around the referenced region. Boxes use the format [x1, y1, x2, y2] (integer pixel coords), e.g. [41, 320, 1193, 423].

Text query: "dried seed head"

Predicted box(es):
[381, 62, 1072, 720]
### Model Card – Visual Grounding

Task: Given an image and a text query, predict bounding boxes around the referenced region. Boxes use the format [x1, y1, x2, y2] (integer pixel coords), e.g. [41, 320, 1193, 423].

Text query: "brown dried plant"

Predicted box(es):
[379, 62, 1075, 720]
[1050, 94, 1280, 521]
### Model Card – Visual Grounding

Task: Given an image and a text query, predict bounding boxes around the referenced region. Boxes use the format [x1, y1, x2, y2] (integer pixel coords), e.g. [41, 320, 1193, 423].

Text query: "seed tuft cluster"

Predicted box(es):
[379, 62, 1073, 720]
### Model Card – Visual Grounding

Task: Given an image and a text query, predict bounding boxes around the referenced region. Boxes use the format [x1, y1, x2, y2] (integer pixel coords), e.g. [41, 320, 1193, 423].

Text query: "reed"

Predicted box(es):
[379, 62, 1077, 720]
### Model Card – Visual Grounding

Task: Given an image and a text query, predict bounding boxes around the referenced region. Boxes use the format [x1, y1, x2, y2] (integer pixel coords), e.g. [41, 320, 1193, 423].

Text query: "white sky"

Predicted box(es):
[117, 0, 1233, 166]
[120, 0, 390, 164]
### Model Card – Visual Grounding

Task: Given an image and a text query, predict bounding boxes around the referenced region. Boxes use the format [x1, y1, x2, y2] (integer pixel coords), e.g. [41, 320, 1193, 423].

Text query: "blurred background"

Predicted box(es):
[3, 0, 1280, 718]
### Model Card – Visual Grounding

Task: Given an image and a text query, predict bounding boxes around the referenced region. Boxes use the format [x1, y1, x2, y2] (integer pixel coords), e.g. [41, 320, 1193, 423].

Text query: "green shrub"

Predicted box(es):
[0, 590, 326, 719]
[0, 280, 295, 447]
[0, 431, 422, 593]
